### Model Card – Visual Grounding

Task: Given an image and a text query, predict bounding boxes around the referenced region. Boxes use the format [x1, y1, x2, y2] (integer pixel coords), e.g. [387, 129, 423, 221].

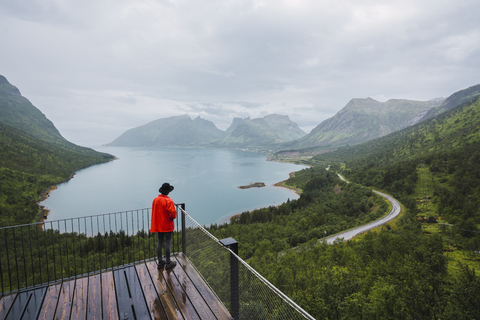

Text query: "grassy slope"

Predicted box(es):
[0, 76, 114, 227]
[204, 98, 480, 319]
[313, 97, 480, 272]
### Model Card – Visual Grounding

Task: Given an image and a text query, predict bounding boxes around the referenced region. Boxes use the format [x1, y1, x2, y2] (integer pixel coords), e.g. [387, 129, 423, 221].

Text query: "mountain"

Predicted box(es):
[225, 117, 250, 134]
[0, 75, 114, 227]
[108, 113, 305, 150]
[314, 95, 480, 166]
[213, 118, 281, 149]
[263, 114, 306, 141]
[421, 84, 480, 121]
[0, 75, 65, 145]
[106, 114, 225, 147]
[213, 114, 306, 149]
[283, 98, 442, 150]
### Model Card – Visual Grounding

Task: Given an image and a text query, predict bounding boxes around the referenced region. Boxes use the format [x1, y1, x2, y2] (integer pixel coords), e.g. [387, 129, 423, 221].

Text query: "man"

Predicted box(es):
[151, 182, 177, 270]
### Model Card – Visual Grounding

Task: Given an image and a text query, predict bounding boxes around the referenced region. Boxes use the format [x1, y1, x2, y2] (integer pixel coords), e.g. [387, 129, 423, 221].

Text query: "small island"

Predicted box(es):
[238, 182, 266, 189]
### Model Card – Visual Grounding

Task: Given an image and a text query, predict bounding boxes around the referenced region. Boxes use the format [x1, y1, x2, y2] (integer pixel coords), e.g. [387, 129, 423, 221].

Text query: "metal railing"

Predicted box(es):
[0, 204, 315, 320]
[179, 206, 315, 320]
[0, 208, 160, 294]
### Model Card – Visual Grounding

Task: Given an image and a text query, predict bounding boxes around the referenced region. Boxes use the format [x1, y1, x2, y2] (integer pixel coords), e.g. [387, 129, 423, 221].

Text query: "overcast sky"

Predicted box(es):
[1, 0, 479, 147]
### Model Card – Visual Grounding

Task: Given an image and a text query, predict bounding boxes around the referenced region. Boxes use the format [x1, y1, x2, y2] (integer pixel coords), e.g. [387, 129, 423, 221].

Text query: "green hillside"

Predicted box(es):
[283, 97, 441, 150]
[314, 96, 480, 166]
[0, 75, 62, 143]
[0, 75, 114, 227]
[422, 83, 480, 120]
[207, 96, 480, 318]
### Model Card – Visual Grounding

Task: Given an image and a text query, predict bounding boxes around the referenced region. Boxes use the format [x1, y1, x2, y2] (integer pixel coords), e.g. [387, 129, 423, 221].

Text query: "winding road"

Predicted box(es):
[324, 174, 401, 244]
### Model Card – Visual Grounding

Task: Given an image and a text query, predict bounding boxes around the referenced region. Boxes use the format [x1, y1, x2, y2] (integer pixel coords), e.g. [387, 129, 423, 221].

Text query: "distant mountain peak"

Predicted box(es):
[214, 114, 306, 149]
[285, 97, 441, 150]
[226, 117, 250, 134]
[107, 114, 224, 147]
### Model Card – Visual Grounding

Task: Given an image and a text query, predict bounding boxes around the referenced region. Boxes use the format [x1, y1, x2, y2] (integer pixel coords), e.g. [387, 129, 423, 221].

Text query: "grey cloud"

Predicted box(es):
[1, 0, 479, 146]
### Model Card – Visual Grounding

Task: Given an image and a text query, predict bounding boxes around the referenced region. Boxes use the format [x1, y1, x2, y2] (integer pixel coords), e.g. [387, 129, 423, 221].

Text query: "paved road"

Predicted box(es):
[325, 175, 401, 244]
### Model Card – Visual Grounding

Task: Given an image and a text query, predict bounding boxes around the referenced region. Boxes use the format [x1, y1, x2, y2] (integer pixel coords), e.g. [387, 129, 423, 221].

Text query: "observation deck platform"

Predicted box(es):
[0, 253, 232, 320]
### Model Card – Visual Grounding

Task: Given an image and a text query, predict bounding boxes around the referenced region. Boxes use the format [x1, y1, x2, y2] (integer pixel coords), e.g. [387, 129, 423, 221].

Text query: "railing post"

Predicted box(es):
[180, 203, 186, 256]
[220, 237, 239, 320]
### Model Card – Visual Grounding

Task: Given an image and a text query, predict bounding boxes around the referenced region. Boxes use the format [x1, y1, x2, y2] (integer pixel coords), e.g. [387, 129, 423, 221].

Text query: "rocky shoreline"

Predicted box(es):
[273, 171, 301, 196]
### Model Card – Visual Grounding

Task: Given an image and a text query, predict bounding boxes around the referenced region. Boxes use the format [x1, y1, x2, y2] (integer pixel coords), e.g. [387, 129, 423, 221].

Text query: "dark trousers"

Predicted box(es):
[157, 232, 173, 263]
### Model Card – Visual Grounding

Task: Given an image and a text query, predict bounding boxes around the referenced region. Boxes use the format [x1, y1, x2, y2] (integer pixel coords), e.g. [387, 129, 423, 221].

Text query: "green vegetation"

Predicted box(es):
[203, 97, 480, 319]
[0, 75, 114, 227]
[210, 168, 388, 258]
[0, 122, 114, 227]
[3, 72, 480, 318]
[281, 97, 442, 151]
[0, 226, 164, 292]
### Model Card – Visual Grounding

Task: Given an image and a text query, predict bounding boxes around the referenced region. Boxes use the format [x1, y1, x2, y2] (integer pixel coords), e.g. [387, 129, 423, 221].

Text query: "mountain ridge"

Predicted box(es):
[107, 113, 306, 149]
[106, 114, 226, 147]
[0, 74, 114, 226]
[283, 98, 442, 150]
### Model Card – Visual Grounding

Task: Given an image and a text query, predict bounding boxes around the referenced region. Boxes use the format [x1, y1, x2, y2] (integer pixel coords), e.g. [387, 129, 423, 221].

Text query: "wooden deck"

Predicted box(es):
[0, 253, 232, 320]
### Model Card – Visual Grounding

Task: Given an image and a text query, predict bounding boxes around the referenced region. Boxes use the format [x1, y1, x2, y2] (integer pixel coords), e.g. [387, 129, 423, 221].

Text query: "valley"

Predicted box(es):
[1, 73, 480, 318]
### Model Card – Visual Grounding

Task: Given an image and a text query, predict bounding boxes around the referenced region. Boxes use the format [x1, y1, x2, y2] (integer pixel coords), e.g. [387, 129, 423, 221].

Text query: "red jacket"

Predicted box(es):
[150, 194, 177, 233]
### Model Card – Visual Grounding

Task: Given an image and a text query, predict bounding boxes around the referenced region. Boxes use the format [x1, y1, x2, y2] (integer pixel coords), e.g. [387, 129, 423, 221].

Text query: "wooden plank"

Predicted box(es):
[87, 274, 102, 320]
[146, 261, 184, 320]
[101, 272, 118, 320]
[0, 294, 16, 319]
[172, 255, 221, 320]
[113, 269, 134, 320]
[38, 283, 62, 320]
[4, 287, 47, 320]
[71, 277, 88, 320]
[124, 266, 150, 319]
[5, 292, 31, 320]
[161, 261, 201, 320]
[55, 280, 75, 320]
[176, 254, 233, 320]
[28, 287, 49, 319]
[135, 264, 168, 320]
[113, 267, 150, 320]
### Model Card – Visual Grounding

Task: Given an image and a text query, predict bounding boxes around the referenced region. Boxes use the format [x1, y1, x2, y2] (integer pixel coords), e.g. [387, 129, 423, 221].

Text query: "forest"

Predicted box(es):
[2, 79, 480, 318]
[0, 122, 114, 227]
[204, 98, 480, 319]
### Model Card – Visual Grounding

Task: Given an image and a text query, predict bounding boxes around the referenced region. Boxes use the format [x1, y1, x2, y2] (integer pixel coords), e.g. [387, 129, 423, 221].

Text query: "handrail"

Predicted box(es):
[178, 206, 315, 320]
[1, 204, 315, 319]
[0, 208, 157, 294]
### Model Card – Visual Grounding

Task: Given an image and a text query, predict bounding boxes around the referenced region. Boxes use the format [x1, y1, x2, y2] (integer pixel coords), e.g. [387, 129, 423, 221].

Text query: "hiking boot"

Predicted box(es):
[165, 261, 177, 270]
[157, 260, 165, 269]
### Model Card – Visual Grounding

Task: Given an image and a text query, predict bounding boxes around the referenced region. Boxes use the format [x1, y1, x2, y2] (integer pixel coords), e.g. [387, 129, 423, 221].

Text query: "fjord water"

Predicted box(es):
[42, 147, 305, 226]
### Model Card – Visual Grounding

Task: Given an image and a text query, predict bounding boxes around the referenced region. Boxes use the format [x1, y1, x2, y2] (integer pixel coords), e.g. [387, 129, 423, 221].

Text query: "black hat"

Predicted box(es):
[159, 183, 174, 194]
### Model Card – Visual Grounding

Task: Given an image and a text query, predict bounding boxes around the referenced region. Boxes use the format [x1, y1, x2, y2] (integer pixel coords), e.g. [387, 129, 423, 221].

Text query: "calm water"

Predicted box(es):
[41, 147, 306, 226]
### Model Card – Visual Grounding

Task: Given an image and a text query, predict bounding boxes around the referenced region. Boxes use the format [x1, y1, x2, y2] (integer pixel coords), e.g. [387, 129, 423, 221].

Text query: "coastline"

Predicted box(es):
[273, 171, 301, 196]
[37, 185, 56, 223]
[36, 157, 118, 223]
